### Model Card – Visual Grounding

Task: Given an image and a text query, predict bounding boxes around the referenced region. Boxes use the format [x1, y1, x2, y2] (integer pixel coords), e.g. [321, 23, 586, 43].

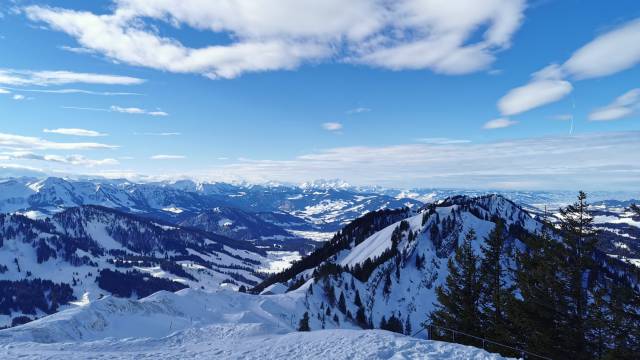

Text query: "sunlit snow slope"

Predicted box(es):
[0, 288, 509, 359]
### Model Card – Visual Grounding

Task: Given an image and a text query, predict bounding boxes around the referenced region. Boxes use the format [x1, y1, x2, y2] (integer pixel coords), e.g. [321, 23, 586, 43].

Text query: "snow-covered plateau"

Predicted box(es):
[0, 288, 510, 359]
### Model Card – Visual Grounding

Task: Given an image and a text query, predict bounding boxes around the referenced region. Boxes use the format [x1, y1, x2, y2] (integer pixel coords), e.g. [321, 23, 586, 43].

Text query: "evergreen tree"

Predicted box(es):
[356, 307, 368, 328]
[558, 191, 598, 360]
[383, 272, 392, 296]
[429, 229, 481, 345]
[298, 312, 310, 332]
[354, 290, 362, 308]
[586, 287, 611, 359]
[512, 229, 569, 359]
[602, 281, 640, 359]
[338, 292, 347, 313]
[630, 203, 640, 217]
[381, 314, 404, 334]
[405, 314, 412, 335]
[478, 220, 513, 345]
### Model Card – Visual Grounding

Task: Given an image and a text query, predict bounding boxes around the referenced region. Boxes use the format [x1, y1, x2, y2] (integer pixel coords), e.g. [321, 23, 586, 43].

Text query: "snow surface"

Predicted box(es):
[0, 288, 510, 359]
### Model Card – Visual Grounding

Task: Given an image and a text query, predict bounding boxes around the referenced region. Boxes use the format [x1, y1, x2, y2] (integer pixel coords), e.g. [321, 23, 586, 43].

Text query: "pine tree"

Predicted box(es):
[558, 191, 598, 360]
[356, 307, 368, 328]
[405, 313, 412, 335]
[298, 311, 310, 332]
[512, 229, 569, 359]
[383, 272, 392, 296]
[478, 220, 513, 345]
[381, 314, 404, 334]
[603, 281, 640, 359]
[338, 292, 347, 314]
[586, 287, 611, 359]
[379, 315, 387, 330]
[354, 290, 362, 308]
[630, 203, 640, 217]
[429, 229, 481, 345]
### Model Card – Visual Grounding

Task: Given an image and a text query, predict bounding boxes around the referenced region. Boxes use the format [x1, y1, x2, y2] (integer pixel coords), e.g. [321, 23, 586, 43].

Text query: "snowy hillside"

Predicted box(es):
[0, 177, 423, 243]
[0, 288, 510, 359]
[252, 196, 550, 333]
[287, 196, 543, 334]
[0, 206, 272, 328]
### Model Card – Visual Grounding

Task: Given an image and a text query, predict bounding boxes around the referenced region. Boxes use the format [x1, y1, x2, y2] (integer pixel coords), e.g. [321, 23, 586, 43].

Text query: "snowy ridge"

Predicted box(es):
[0, 206, 272, 328]
[257, 195, 543, 334]
[0, 288, 509, 359]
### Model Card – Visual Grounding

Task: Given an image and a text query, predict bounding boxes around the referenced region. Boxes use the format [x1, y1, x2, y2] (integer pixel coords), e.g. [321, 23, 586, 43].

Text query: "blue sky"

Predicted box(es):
[0, 0, 639, 190]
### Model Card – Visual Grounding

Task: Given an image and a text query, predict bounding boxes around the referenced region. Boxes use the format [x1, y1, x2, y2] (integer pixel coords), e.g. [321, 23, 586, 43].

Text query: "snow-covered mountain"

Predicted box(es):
[0, 177, 422, 238]
[0, 288, 509, 359]
[252, 194, 636, 338]
[0, 205, 271, 328]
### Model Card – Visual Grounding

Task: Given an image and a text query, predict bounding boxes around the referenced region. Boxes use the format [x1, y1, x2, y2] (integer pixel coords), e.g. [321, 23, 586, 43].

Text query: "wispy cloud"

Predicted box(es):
[564, 19, 640, 79]
[3, 87, 141, 96]
[346, 107, 371, 114]
[322, 122, 343, 131]
[200, 131, 640, 190]
[135, 132, 181, 136]
[483, 118, 518, 129]
[24, 1, 525, 79]
[549, 114, 573, 121]
[589, 88, 640, 121]
[498, 65, 573, 116]
[415, 138, 471, 145]
[44, 128, 108, 137]
[12, 94, 25, 100]
[2, 151, 118, 167]
[151, 155, 186, 160]
[62, 105, 168, 116]
[496, 18, 640, 116]
[110, 106, 168, 116]
[0, 69, 144, 86]
[0, 132, 117, 150]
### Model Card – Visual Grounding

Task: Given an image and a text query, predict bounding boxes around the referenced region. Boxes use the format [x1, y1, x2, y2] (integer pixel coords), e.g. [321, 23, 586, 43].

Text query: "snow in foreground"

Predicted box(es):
[0, 289, 510, 360]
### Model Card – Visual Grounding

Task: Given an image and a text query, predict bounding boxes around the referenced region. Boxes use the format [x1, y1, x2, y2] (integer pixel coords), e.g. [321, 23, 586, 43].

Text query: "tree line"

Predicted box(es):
[429, 192, 640, 359]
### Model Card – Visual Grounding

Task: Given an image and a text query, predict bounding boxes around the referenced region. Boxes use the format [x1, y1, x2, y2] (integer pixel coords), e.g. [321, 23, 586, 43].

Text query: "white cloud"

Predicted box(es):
[346, 107, 371, 114]
[415, 138, 471, 144]
[496, 18, 640, 116]
[151, 155, 186, 160]
[110, 106, 168, 116]
[0, 88, 10, 94]
[483, 118, 518, 129]
[322, 122, 343, 131]
[564, 19, 640, 79]
[0, 69, 144, 86]
[24, 0, 526, 78]
[498, 65, 573, 116]
[0, 132, 117, 150]
[12, 94, 25, 100]
[43, 128, 108, 137]
[3, 87, 141, 96]
[62, 105, 168, 116]
[589, 88, 640, 121]
[198, 131, 640, 190]
[2, 151, 119, 167]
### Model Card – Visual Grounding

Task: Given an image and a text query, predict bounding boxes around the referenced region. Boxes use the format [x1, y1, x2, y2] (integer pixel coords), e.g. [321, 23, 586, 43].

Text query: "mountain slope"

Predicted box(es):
[0, 288, 509, 359]
[0, 206, 270, 328]
[253, 195, 583, 335]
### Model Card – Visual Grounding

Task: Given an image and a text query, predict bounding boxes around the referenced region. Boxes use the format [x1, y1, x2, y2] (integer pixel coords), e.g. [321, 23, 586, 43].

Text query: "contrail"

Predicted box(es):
[570, 97, 575, 135]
